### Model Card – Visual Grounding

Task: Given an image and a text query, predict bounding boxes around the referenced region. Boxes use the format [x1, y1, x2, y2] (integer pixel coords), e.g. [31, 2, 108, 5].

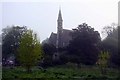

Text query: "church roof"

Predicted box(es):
[62, 29, 72, 43]
[49, 32, 57, 40]
[49, 32, 57, 46]
[49, 29, 72, 47]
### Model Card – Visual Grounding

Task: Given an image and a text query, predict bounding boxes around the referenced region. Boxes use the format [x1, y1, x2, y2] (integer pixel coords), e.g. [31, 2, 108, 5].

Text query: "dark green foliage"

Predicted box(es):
[41, 43, 56, 67]
[66, 23, 101, 65]
[101, 26, 119, 66]
[2, 26, 27, 65]
[42, 43, 56, 56]
[2, 66, 119, 79]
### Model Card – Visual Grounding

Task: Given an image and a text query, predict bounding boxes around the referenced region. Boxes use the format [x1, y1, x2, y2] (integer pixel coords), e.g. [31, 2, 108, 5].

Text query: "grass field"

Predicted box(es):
[2, 65, 120, 79]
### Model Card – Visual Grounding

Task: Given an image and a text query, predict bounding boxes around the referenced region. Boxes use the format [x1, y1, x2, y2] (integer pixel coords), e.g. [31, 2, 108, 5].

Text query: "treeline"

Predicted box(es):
[1, 23, 119, 70]
[42, 23, 119, 68]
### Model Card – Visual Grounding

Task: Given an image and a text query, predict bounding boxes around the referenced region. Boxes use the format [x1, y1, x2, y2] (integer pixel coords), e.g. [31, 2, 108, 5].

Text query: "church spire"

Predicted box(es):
[58, 8, 62, 21]
[56, 8, 63, 49]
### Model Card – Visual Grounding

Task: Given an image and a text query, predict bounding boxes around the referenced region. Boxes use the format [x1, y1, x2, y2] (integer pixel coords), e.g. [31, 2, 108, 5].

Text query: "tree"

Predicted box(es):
[67, 23, 101, 65]
[101, 23, 117, 38]
[2, 26, 27, 65]
[97, 51, 110, 75]
[101, 25, 119, 67]
[17, 30, 43, 73]
[41, 43, 56, 67]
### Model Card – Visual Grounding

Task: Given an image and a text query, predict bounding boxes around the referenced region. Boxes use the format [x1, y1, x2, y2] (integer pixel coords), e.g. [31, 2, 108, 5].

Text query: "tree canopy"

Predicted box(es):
[101, 26, 119, 66]
[2, 26, 27, 64]
[17, 30, 43, 72]
[66, 23, 101, 65]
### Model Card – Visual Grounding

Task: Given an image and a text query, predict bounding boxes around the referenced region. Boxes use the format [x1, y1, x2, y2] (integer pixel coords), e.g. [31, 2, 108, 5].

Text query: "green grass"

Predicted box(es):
[2, 65, 120, 79]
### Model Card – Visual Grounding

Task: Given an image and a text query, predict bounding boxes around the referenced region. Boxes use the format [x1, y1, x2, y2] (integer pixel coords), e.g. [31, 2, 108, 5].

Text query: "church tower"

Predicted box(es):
[56, 9, 63, 48]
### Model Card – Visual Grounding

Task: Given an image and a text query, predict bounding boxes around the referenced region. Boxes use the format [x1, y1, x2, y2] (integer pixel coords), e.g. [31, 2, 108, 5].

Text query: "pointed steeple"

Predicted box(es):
[58, 8, 62, 21]
[56, 7, 63, 49]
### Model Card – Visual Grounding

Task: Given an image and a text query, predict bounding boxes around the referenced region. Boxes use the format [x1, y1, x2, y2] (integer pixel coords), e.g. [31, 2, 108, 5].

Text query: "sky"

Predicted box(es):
[0, 0, 119, 41]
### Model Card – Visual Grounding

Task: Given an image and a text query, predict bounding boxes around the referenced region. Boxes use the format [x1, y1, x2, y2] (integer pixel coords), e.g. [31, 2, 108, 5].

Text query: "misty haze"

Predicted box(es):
[0, 0, 120, 79]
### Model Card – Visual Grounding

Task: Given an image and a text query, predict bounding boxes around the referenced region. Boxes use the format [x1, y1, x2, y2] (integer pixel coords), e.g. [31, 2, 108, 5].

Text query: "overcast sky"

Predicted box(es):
[0, 0, 119, 41]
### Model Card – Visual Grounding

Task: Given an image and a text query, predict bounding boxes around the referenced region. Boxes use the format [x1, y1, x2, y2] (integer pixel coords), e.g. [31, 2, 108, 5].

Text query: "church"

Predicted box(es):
[49, 9, 72, 48]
